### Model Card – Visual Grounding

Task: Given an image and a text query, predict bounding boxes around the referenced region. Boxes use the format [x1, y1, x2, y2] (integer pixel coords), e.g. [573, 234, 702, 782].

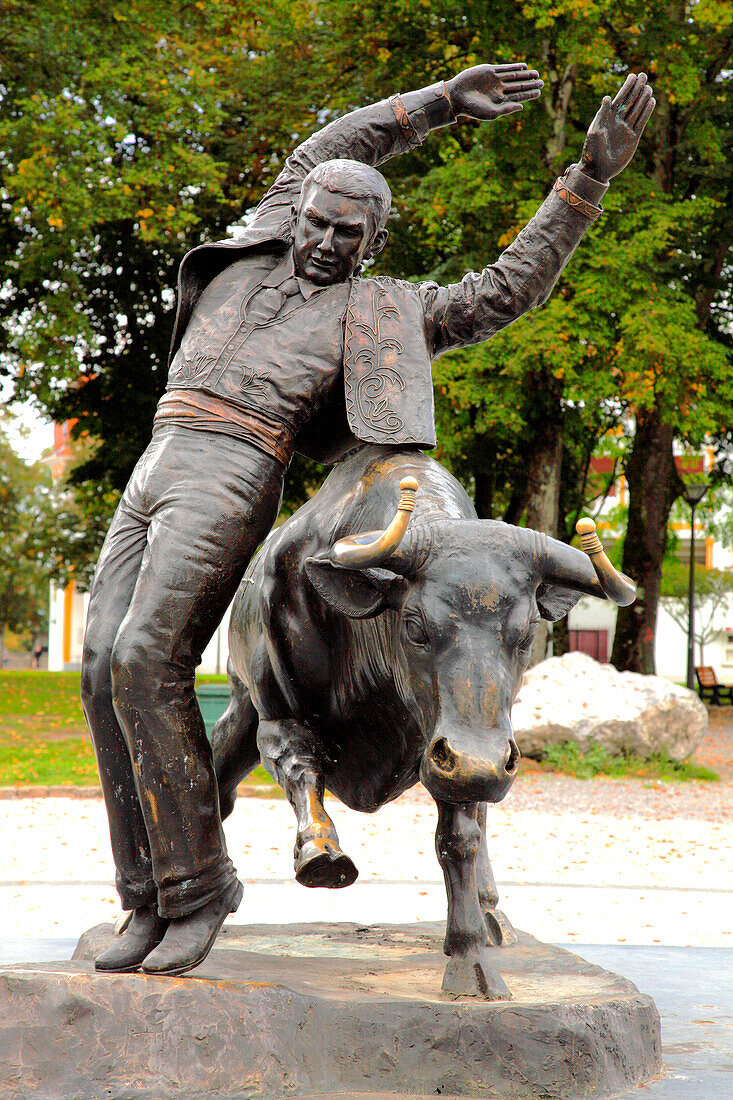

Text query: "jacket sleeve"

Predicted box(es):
[420, 166, 608, 359]
[245, 84, 456, 239]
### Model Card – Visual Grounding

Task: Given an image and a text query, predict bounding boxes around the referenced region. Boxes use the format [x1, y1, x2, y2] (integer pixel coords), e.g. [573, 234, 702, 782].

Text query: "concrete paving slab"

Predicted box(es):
[572, 945, 733, 1100]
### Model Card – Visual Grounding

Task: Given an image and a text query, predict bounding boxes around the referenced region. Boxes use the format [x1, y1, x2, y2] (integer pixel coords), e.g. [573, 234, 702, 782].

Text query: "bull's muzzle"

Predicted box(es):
[421, 732, 520, 804]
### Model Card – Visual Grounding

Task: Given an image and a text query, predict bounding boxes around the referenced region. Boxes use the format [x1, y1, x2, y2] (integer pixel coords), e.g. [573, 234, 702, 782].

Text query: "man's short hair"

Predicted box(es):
[301, 159, 392, 233]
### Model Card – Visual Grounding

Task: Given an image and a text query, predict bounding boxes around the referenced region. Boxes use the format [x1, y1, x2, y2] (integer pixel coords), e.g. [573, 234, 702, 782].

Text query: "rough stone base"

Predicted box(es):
[0, 922, 661, 1099]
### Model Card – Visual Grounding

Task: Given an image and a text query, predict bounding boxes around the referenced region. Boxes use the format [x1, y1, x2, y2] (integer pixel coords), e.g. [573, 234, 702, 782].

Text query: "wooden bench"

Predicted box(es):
[695, 666, 733, 706]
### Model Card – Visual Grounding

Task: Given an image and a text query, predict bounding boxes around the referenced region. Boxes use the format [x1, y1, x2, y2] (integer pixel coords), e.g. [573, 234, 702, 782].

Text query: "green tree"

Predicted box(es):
[0, 427, 54, 663]
[603, 0, 733, 673]
[268, 0, 733, 670]
[3, 0, 732, 668]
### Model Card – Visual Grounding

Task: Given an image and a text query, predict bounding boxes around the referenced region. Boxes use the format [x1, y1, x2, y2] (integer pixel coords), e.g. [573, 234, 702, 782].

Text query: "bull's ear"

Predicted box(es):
[304, 558, 406, 619]
[536, 582, 583, 622]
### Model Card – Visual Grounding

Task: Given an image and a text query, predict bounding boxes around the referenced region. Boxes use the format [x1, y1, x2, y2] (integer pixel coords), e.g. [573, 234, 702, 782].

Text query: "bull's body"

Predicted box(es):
[213, 444, 631, 999]
[226, 447, 476, 810]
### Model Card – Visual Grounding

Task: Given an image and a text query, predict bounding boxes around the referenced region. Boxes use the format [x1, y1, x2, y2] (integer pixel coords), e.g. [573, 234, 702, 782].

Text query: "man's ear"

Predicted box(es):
[304, 558, 406, 619]
[364, 227, 389, 261]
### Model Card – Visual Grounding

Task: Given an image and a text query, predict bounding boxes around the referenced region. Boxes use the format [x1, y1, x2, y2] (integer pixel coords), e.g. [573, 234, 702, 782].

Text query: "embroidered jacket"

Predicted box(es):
[168, 85, 603, 464]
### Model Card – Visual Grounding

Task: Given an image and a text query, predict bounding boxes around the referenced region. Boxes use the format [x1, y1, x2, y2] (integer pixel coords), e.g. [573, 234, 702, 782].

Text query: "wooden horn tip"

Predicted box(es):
[400, 476, 419, 493]
[576, 517, 596, 537]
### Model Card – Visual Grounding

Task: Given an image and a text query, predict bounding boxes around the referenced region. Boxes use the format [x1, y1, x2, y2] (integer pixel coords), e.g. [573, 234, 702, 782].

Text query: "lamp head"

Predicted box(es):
[682, 482, 708, 507]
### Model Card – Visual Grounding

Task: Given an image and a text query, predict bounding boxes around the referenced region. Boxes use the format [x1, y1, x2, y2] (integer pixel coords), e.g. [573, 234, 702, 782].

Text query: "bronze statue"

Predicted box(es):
[81, 65, 654, 978]
[212, 447, 636, 999]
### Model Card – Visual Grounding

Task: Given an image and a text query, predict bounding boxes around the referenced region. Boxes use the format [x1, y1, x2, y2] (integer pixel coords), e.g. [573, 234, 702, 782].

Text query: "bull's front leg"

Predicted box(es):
[257, 718, 358, 889]
[476, 803, 518, 947]
[435, 800, 511, 1001]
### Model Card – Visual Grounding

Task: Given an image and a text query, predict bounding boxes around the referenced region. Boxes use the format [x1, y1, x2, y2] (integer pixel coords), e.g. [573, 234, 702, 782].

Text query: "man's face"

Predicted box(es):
[292, 183, 378, 286]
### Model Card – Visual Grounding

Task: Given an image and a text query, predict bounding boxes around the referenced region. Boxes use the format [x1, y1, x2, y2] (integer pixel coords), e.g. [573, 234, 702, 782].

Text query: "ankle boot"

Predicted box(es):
[95, 904, 169, 973]
[141, 879, 243, 977]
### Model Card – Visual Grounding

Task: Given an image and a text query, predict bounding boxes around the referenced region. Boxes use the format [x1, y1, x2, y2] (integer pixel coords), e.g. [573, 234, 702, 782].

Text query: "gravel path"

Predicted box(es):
[2, 703, 730, 950]
[400, 769, 732, 822]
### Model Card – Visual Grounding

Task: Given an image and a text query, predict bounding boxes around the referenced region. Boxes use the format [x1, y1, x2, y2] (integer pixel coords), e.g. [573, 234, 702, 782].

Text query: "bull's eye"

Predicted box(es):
[403, 614, 429, 648]
[514, 631, 535, 657]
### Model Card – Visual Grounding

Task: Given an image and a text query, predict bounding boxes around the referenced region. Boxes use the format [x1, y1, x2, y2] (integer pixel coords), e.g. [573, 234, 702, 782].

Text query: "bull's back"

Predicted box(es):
[228, 444, 475, 705]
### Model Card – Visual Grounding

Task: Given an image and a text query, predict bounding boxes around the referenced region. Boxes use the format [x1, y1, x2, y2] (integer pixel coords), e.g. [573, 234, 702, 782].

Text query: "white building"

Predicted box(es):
[48, 579, 232, 674]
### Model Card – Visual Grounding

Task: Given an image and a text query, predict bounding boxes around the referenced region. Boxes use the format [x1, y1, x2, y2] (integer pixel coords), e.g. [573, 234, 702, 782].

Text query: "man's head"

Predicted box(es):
[290, 159, 391, 285]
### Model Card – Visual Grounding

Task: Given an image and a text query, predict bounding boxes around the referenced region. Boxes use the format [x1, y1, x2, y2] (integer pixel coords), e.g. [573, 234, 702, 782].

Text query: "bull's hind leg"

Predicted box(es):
[435, 800, 511, 1001]
[257, 717, 358, 889]
[476, 803, 518, 947]
[210, 659, 261, 821]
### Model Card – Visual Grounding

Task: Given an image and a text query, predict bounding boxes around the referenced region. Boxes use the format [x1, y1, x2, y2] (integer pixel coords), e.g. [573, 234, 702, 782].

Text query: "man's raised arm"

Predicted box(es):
[247, 64, 543, 238]
[421, 72, 655, 358]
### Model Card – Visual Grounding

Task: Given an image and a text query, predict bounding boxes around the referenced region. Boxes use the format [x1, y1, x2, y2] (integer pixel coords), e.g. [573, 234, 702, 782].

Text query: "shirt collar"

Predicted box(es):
[262, 250, 324, 300]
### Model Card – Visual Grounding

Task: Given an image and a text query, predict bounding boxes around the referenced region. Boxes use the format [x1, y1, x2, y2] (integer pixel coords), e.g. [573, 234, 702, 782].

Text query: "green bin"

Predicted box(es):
[196, 684, 231, 737]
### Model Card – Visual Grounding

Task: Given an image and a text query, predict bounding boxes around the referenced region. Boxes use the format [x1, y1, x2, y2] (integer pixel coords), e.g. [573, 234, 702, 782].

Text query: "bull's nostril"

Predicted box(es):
[430, 737, 457, 775]
[505, 739, 520, 774]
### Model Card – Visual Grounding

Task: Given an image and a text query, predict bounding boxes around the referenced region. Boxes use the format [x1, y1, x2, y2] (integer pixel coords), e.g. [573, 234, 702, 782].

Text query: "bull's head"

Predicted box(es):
[305, 477, 635, 806]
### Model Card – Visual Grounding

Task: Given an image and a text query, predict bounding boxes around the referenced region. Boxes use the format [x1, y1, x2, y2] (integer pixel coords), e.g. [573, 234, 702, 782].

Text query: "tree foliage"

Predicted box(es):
[1, 0, 731, 668]
[0, 424, 55, 658]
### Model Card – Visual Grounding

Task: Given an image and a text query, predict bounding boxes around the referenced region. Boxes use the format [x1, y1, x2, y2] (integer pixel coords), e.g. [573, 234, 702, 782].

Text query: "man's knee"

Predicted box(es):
[81, 630, 113, 713]
[110, 629, 160, 711]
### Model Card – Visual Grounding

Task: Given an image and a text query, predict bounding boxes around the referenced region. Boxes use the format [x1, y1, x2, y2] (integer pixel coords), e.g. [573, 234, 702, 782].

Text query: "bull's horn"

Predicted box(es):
[330, 477, 418, 569]
[575, 518, 637, 606]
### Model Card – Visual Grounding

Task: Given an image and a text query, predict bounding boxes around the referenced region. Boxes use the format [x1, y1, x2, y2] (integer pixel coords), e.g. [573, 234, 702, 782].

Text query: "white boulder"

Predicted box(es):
[511, 651, 707, 761]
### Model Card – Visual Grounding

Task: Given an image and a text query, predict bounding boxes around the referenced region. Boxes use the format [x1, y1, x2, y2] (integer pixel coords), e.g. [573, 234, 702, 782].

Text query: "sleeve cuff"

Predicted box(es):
[390, 82, 455, 146]
[563, 164, 609, 207]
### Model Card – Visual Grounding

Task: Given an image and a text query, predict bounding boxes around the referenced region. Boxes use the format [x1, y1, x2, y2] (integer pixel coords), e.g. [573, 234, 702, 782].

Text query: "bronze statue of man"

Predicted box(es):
[81, 65, 654, 976]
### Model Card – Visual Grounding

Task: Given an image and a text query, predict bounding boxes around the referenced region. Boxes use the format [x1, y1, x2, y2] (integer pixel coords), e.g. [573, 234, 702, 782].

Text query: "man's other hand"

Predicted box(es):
[447, 64, 543, 121]
[581, 73, 656, 183]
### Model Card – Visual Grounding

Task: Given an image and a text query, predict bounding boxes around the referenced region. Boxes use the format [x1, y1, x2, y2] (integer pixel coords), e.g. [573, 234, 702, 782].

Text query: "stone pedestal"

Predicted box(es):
[0, 922, 661, 1099]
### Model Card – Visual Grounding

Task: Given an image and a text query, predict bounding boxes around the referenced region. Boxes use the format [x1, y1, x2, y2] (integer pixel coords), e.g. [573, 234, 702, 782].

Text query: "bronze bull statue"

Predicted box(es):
[212, 445, 635, 1000]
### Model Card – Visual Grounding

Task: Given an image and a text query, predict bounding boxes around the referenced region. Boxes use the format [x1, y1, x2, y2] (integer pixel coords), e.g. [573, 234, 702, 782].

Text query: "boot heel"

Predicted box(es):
[230, 880, 244, 913]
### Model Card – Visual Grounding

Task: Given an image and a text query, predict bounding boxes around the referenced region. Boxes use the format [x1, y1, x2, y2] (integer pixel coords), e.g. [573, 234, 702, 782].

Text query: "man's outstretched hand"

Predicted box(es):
[581, 73, 656, 183]
[447, 63, 543, 121]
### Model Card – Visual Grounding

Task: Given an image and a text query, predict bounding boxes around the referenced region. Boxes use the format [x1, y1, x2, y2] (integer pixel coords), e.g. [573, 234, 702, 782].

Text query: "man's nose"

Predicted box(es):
[319, 226, 335, 251]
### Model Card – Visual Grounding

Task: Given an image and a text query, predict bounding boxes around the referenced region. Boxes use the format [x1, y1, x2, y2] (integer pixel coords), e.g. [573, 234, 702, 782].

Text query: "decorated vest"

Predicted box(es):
[169, 236, 437, 465]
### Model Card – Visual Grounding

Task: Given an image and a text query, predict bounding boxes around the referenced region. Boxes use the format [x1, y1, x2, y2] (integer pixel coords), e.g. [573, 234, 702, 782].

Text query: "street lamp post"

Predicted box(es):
[682, 481, 708, 691]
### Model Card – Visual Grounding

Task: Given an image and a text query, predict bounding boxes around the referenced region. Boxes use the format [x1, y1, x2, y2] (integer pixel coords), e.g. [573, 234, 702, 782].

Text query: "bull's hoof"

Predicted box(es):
[441, 949, 511, 1001]
[295, 838, 359, 889]
[484, 906, 518, 947]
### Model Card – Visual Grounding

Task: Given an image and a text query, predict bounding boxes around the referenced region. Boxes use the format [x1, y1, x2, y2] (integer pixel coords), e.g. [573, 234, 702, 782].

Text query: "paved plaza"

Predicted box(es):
[1, 772, 731, 1098]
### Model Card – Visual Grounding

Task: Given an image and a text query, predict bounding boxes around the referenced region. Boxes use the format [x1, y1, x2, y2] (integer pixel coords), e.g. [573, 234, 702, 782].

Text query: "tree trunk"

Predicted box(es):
[553, 616, 570, 657]
[525, 393, 563, 665]
[474, 469, 493, 520]
[611, 401, 683, 673]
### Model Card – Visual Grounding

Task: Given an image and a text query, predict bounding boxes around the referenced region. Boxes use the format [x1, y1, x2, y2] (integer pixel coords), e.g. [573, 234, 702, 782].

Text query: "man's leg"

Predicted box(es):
[107, 428, 284, 972]
[81, 501, 158, 912]
[81, 489, 173, 972]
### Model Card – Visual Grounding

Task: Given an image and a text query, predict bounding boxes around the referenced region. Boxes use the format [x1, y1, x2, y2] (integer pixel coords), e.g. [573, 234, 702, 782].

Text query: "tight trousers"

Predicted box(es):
[80, 425, 284, 917]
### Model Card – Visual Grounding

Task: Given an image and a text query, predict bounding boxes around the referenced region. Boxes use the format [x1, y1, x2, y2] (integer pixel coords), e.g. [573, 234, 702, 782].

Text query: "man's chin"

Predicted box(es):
[300, 260, 348, 285]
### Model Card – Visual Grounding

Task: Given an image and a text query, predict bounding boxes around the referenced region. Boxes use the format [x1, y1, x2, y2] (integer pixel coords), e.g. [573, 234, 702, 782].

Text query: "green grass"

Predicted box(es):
[536, 740, 719, 782]
[0, 737, 99, 786]
[0, 670, 277, 788]
[0, 671, 87, 739]
[0, 672, 719, 788]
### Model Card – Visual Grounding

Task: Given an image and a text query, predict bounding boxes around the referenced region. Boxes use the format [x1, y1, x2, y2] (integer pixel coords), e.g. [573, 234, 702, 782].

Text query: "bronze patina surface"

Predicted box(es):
[214, 445, 636, 1001]
[0, 922, 661, 1100]
[79, 64, 655, 979]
